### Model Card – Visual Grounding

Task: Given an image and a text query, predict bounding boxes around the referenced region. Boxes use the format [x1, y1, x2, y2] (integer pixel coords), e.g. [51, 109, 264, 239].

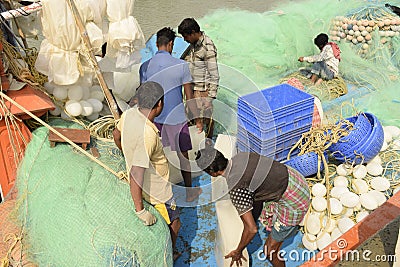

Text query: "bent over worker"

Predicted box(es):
[195, 147, 310, 267]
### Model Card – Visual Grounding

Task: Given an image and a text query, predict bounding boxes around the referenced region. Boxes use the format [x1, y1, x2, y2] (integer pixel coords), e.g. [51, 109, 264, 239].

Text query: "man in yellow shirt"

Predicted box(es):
[113, 81, 181, 260]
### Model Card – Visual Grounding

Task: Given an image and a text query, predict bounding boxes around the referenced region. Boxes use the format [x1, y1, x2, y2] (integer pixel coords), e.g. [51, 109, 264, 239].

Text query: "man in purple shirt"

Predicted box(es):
[140, 27, 202, 202]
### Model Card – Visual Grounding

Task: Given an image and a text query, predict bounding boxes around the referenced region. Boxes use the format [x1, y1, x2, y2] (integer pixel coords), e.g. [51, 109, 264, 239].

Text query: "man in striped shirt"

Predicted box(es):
[196, 147, 310, 267]
[178, 18, 220, 139]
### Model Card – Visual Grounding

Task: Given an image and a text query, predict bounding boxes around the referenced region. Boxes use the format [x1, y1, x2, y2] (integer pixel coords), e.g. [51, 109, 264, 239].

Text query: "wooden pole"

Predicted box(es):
[66, 0, 120, 120]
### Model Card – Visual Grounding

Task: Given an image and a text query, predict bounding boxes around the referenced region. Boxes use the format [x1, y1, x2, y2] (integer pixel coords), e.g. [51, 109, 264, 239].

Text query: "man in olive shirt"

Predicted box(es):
[178, 18, 220, 139]
[196, 147, 310, 267]
[113, 81, 181, 260]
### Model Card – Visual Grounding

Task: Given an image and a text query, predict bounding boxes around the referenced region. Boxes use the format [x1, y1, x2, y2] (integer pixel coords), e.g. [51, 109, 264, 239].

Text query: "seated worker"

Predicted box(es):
[195, 147, 310, 267]
[298, 33, 340, 85]
[113, 81, 181, 260]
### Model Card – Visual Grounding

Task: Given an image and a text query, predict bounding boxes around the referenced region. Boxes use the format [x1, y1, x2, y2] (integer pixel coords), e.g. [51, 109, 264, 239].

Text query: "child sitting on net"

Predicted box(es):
[298, 33, 340, 85]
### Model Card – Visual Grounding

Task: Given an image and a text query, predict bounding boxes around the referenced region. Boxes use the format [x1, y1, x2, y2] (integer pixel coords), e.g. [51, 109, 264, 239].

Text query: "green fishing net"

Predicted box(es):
[199, 0, 400, 131]
[16, 119, 172, 266]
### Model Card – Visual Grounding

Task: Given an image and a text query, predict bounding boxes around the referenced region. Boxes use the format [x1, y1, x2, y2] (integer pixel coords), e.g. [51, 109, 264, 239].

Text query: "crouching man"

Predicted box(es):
[195, 147, 310, 267]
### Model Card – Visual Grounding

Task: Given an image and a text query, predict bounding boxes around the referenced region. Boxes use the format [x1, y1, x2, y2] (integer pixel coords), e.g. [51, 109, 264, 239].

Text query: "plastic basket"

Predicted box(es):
[236, 140, 300, 161]
[333, 113, 384, 164]
[283, 152, 327, 177]
[237, 124, 309, 148]
[237, 115, 312, 140]
[329, 113, 372, 153]
[237, 83, 314, 117]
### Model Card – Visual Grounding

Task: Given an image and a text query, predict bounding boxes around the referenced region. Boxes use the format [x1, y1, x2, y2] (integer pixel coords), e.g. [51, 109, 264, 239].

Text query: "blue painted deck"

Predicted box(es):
[174, 174, 218, 267]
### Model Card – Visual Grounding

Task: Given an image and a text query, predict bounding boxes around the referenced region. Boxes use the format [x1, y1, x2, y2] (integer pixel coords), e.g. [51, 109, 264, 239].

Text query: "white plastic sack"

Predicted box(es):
[40, 0, 81, 49]
[35, 40, 80, 85]
[105, 0, 144, 68]
[86, 22, 104, 53]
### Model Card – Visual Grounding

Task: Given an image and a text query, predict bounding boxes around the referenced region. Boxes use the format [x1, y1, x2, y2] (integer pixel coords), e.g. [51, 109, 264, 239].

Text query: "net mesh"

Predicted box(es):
[199, 0, 400, 129]
[12, 119, 172, 266]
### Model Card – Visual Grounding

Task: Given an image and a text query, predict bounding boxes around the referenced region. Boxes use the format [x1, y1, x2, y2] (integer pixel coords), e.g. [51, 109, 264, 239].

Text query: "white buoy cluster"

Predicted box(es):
[301, 124, 400, 251]
[329, 16, 400, 54]
[44, 79, 109, 121]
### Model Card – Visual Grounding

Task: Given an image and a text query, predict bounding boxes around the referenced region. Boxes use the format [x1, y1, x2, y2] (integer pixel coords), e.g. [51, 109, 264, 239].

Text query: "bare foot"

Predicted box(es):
[173, 251, 182, 261]
[315, 78, 323, 85]
[186, 187, 202, 202]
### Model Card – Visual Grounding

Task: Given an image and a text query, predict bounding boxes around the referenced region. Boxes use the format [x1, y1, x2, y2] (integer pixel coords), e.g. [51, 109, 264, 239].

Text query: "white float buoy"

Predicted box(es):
[352, 179, 369, 194]
[359, 192, 379, 210]
[380, 141, 388, 152]
[368, 190, 387, 206]
[337, 164, 352, 176]
[65, 100, 82, 117]
[338, 217, 355, 234]
[312, 183, 327, 197]
[384, 128, 393, 143]
[306, 214, 321, 235]
[352, 165, 367, 179]
[334, 176, 349, 187]
[67, 85, 83, 101]
[322, 216, 337, 233]
[316, 232, 332, 250]
[356, 211, 369, 223]
[330, 198, 344, 215]
[49, 105, 62, 116]
[331, 227, 342, 241]
[384, 125, 400, 137]
[87, 98, 103, 113]
[302, 234, 318, 251]
[370, 177, 391, 191]
[331, 186, 350, 199]
[79, 100, 94, 116]
[312, 197, 327, 212]
[340, 192, 360, 208]
[370, 155, 382, 165]
[53, 86, 68, 100]
[366, 162, 383, 176]
[44, 82, 55, 94]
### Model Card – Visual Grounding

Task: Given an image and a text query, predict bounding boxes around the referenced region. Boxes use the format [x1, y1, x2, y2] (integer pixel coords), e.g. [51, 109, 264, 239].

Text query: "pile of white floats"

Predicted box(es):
[301, 124, 400, 251]
[43, 78, 107, 121]
[329, 15, 400, 54]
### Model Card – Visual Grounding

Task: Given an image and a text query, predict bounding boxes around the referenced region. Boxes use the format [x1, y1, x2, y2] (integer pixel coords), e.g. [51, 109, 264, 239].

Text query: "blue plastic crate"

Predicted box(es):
[237, 115, 312, 140]
[237, 140, 300, 161]
[237, 83, 314, 116]
[237, 119, 311, 143]
[237, 132, 302, 152]
[237, 100, 314, 124]
[236, 126, 307, 149]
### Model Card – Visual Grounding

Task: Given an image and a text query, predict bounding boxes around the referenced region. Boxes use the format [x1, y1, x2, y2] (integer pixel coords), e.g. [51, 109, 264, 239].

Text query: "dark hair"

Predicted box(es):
[314, 33, 329, 49]
[178, 18, 200, 35]
[136, 81, 164, 109]
[157, 27, 176, 46]
[195, 147, 228, 174]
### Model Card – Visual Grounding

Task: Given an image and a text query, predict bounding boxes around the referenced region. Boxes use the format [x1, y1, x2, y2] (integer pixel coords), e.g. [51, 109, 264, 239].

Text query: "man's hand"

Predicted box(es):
[204, 97, 214, 110]
[135, 208, 157, 226]
[298, 57, 304, 62]
[195, 118, 203, 133]
[225, 249, 247, 267]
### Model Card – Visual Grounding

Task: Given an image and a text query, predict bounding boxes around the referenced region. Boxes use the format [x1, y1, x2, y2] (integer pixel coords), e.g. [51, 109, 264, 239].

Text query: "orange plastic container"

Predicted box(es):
[0, 119, 31, 199]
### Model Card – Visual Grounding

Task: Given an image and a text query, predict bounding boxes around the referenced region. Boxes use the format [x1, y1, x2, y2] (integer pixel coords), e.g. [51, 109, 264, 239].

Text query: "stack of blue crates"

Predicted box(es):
[237, 84, 314, 161]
